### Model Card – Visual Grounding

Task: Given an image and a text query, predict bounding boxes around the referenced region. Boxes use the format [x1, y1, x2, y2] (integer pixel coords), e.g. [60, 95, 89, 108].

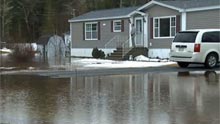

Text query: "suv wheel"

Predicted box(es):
[205, 53, 218, 68]
[177, 62, 189, 68]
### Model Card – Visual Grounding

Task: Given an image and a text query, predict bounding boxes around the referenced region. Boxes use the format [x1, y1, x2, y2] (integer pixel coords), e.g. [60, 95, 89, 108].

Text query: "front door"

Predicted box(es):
[135, 18, 144, 46]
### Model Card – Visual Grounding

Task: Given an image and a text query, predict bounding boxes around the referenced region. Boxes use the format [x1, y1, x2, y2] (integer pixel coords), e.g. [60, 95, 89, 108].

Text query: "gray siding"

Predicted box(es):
[71, 19, 130, 48]
[186, 9, 220, 30]
[146, 5, 180, 49]
[147, 5, 180, 17]
[148, 39, 173, 49]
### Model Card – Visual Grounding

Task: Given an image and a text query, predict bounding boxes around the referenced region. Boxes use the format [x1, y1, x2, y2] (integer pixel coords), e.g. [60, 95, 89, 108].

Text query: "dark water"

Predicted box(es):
[0, 55, 70, 70]
[0, 72, 219, 124]
[0, 55, 47, 69]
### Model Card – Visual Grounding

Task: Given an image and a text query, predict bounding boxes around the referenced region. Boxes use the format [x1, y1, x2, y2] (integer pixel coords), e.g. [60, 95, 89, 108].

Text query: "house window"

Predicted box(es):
[113, 20, 122, 32]
[154, 16, 176, 38]
[85, 22, 98, 40]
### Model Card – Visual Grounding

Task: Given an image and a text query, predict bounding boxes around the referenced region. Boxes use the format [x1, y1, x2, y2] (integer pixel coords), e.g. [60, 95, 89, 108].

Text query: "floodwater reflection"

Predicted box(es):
[0, 72, 219, 124]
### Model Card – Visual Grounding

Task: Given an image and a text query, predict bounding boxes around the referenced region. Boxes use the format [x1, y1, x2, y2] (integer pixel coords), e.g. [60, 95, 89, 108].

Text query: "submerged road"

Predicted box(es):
[6, 64, 219, 78]
[1, 71, 219, 124]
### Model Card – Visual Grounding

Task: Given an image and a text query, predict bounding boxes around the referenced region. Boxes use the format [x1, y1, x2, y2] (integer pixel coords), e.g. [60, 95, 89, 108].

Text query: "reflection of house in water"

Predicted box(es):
[70, 74, 147, 97]
[69, 72, 219, 124]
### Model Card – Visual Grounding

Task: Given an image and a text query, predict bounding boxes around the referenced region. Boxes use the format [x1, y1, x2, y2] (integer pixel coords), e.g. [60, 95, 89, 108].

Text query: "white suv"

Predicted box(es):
[170, 29, 220, 68]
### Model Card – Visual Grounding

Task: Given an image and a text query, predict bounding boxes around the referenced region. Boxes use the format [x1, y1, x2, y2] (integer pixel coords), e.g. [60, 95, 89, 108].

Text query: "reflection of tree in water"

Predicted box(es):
[47, 35, 66, 66]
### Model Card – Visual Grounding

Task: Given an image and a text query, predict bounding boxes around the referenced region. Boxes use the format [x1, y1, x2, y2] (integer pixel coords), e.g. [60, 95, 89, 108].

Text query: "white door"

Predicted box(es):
[135, 18, 144, 46]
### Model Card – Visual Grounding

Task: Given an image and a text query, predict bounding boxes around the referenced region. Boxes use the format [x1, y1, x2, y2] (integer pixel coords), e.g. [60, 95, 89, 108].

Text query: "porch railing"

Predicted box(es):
[122, 39, 133, 59]
[105, 34, 147, 59]
[104, 35, 128, 48]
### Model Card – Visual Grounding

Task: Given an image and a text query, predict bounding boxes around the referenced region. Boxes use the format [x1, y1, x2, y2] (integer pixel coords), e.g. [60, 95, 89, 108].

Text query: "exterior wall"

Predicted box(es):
[146, 5, 180, 49]
[186, 9, 220, 30]
[147, 5, 180, 17]
[71, 19, 130, 49]
[148, 49, 170, 58]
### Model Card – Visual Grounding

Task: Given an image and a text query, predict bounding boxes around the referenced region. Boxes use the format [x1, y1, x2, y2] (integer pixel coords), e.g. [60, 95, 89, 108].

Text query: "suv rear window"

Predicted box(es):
[202, 31, 220, 43]
[173, 32, 198, 43]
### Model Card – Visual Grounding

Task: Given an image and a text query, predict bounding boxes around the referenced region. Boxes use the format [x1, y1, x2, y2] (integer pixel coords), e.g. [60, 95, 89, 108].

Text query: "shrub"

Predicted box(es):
[10, 45, 35, 62]
[92, 48, 105, 59]
[92, 48, 99, 58]
[99, 50, 105, 59]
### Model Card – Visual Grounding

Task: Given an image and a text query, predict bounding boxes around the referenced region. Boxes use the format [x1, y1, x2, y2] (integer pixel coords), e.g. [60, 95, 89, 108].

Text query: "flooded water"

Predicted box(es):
[0, 72, 219, 124]
[0, 54, 47, 69]
[0, 54, 72, 70]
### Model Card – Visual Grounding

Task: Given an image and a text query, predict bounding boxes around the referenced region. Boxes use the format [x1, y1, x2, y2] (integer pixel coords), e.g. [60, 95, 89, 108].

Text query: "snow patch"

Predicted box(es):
[135, 55, 168, 62]
[135, 55, 150, 61]
[71, 58, 176, 69]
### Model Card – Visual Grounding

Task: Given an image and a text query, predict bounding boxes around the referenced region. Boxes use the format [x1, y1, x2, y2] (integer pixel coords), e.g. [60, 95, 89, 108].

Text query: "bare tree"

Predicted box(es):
[16, 0, 40, 42]
[0, 0, 13, 42]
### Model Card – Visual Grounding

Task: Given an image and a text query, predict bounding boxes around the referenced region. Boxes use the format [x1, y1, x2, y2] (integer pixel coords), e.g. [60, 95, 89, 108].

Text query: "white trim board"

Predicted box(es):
[181, 12, 186, 31]
[128, 11, 146, 16]
[138, 0, 183, 12]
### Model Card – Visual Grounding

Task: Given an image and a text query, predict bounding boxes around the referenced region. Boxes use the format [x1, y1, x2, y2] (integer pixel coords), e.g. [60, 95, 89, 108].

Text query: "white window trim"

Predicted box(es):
[113, 20, 122, 32]
[85, 22, 98, 40]
[170, 17, 176, 37]
[153, 16, 176, 39]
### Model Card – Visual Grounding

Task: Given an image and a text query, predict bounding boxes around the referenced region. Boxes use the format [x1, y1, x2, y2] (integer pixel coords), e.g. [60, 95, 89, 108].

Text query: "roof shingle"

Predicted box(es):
[69, 6, 139, 22]
[69, 0, 220, 22]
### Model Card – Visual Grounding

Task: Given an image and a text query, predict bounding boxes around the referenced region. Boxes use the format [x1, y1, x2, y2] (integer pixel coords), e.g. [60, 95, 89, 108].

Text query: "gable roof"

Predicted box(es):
[158, 0, 220, 9]
[69, 0, 220, 23]
[138, 0, 220, 12]
[69, 7, 139, 22]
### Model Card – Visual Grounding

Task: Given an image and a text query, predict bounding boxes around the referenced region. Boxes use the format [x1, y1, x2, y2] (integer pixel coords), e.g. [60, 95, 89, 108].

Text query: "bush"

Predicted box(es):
[92, 48, 99, 58]
[10, 45, 35, 62]
[92, 48, 105, 59]
[99, 50, 105, 59]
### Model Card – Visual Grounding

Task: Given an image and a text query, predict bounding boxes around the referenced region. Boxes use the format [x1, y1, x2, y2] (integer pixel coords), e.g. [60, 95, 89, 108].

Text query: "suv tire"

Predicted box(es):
[177, 62, 189, 68]
[205, 53, 218, 68]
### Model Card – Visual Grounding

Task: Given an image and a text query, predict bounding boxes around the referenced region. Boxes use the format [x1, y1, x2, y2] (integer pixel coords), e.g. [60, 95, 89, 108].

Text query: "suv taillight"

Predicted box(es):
[194, 44, 201, 52]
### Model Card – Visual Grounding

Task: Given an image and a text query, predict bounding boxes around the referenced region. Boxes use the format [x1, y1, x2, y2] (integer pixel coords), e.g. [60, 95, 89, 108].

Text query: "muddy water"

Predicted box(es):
[0, 72, 219, 124]
[0, 55, 71, 70]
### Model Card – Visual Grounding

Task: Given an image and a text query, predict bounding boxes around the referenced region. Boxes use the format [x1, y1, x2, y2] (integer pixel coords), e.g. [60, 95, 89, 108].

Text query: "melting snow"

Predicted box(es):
[72, 55, 175, 69]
